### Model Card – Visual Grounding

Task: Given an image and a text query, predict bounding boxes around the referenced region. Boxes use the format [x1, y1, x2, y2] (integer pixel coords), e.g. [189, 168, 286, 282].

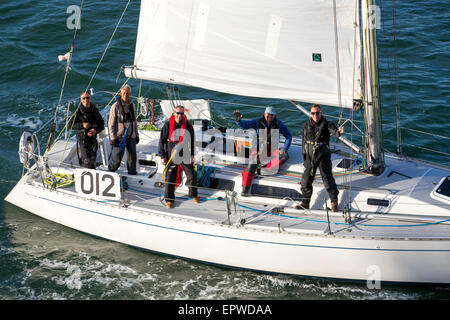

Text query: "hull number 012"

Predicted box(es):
[74, 169, 121, 200]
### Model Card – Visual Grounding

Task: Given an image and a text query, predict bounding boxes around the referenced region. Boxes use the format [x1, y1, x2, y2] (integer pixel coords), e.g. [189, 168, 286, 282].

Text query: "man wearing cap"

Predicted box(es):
[233, 107, 292, 196]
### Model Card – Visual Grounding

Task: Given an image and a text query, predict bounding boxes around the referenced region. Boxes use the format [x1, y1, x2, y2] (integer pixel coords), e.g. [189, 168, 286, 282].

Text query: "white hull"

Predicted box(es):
[6, 171, 450, 285]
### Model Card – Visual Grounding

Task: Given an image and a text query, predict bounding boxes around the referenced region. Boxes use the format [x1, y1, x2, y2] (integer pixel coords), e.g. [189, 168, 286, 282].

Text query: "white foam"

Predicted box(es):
[4, 113, 43, 131]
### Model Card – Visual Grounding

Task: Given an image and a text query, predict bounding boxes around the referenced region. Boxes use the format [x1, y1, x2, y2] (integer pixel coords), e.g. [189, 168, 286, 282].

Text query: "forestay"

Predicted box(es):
[125, 0, 362, 108]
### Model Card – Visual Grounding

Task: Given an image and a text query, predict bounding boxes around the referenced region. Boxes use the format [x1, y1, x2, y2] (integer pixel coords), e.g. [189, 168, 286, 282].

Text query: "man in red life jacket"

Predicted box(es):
[158, 105, 199, 208]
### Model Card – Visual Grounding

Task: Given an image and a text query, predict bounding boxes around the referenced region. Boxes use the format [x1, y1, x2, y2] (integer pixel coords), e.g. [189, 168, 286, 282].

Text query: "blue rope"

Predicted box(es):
[197, 165, 215, 188]
[119, 126, 128, 149]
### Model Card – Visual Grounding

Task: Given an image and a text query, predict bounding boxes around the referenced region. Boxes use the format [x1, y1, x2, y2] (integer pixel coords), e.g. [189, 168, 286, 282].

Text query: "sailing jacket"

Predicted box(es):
[236, 116, 292, 151]
[302, 117, 341, 161]
[73, 103, 105, 144]
[158, 117, 195, 161]
[108, 98, 139, 141]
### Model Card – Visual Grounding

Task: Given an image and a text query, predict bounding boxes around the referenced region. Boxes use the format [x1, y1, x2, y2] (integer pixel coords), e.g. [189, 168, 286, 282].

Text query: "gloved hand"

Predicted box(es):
[278, 148, 289, 162]
[233, 110, 242, 122]
[110, 139, 116, 146]
[135, 136, 140, 144]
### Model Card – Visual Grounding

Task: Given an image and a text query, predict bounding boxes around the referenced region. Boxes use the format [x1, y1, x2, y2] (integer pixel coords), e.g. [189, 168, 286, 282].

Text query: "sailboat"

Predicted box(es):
[5, 0, 450, 285]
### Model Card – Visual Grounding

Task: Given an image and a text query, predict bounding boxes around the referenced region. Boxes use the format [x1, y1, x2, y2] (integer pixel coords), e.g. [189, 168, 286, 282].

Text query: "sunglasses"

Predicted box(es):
[311, 112, 321, 115]
[175, 112, 184, 115]
[82, 97, 90, 100]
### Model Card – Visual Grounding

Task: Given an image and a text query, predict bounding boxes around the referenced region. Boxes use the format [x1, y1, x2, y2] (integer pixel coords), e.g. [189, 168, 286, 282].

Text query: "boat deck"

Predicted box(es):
[28, 160, 448, 242]
[28, 131, 450, 242]
[120, 173, 450, 241]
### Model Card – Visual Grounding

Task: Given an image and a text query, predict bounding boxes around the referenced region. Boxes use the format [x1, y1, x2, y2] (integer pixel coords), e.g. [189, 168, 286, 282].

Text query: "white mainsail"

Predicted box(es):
[125, 0, 361, 108]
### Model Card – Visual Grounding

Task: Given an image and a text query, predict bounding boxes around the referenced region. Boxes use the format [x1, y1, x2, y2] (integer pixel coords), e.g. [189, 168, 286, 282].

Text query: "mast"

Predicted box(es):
[362, 0, 385, 175]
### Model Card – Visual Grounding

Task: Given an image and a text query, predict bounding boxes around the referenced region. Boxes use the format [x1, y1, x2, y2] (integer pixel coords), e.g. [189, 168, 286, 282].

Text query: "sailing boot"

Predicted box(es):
[331, 201, 338, 212]
[295, 201, 310, 210]
[241, 170, 254, 197]
[166, 201, 174, 209]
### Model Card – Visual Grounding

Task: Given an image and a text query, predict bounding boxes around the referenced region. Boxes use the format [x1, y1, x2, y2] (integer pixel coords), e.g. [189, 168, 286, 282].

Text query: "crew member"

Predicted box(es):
[108, 85, 139, 174]
[158, 105, 199, 208]
[234, 107, 292, 196]
[299, 104, 344, 212]
[73, 91, 105, 169]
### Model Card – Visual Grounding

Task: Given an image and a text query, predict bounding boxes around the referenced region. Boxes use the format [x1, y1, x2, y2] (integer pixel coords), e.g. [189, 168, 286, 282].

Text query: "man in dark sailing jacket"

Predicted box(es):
[108, 85, 140, 174]
[299, 104, 344, 212]
[158, 105, 199, 208]
[73, 91, 105, 169]
[234, 107, 292, 196]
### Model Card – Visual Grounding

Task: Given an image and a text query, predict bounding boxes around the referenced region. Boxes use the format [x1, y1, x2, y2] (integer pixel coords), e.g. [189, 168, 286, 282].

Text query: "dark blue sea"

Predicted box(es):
[0, 0, 449, 301]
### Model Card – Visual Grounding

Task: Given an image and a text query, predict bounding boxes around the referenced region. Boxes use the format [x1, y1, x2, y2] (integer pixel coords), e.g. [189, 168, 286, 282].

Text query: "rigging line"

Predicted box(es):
[402, 127, 450, 140]
[392, 0, 401, 155]
[401, 143, 450, 157]
[55, 78, 130, 162]
[84, 0, 131, 92]
[35, 117, 57, 134]
[52, 0, 85, 125]
[362, 1, 374, 169]
[208, 99, 270, 109]
[342, 0, 362, 213]
[379, 0, 401, 155]
[211, 98, 362, 128]
[46, 0, 85, 154]
[351, 0, 360, 109]
[96, 90, 157, 102]
[137, 79, 142, 116]
[165, 84, 176, 109]
[332, 0, 343, 121]
[105, 78, 131, 108]
[48, 78, 130, 170]
[125, 184, 450, 228]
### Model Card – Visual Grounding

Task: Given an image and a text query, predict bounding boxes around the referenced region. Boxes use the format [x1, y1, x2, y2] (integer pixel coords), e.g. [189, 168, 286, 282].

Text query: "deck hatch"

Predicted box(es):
[251, 184, 302, 200]
[433, 176, 450, 200]
[209, 178, 235, 191]
[139, 159, 156, 166]
[337, 158, 354, 169]
[367, 198, 390, 207]
[336, 158, 361, 170]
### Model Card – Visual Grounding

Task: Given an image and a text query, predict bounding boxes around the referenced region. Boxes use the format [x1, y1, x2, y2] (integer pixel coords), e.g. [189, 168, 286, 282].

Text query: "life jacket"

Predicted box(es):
[242, 117, 284, 186]
[258, 116, 278, 156]
[303, 117, 331, 161]
[169, 114, 187, 143]
[76, 103, 103, 143]
[116, 98, 136, 137]
[168, 114, 187, 187]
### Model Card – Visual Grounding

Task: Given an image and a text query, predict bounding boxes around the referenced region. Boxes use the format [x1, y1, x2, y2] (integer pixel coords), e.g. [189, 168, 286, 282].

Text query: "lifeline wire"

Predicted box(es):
[85, 0, 131, 92]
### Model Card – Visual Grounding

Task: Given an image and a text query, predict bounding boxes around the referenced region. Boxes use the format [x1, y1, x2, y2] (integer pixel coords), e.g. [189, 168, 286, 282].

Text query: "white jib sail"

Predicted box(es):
[160, 99, 211, 120]
[126, 0, 361, 108]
